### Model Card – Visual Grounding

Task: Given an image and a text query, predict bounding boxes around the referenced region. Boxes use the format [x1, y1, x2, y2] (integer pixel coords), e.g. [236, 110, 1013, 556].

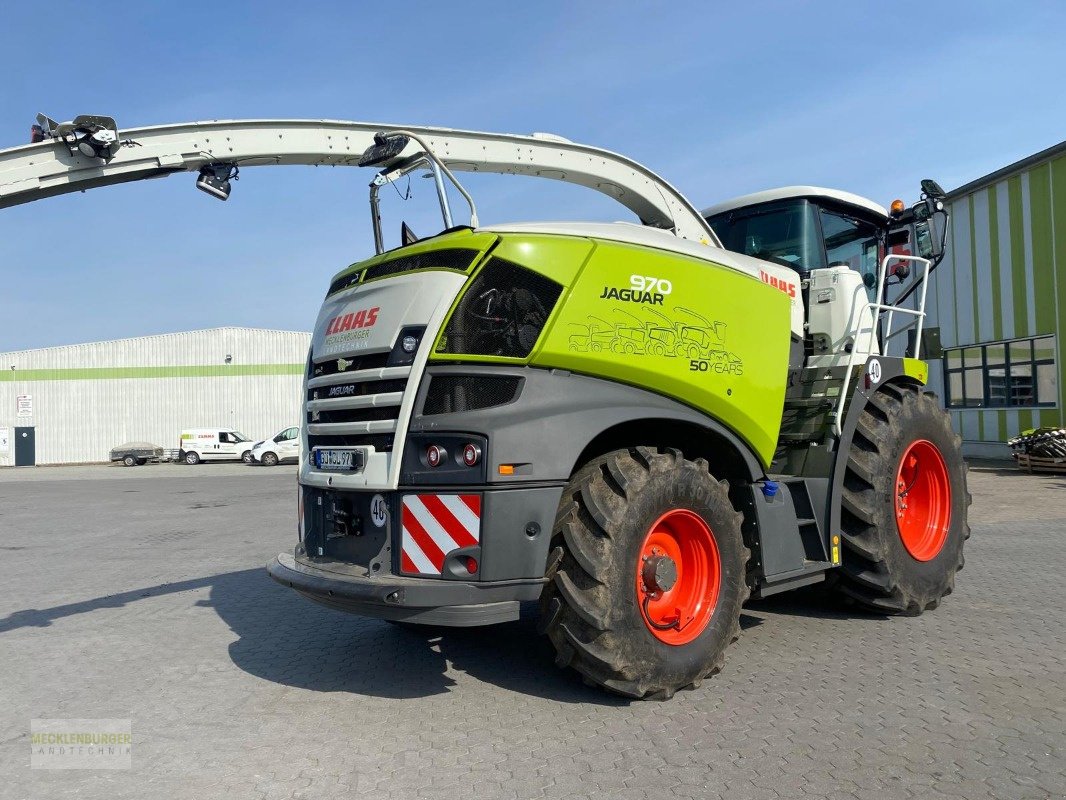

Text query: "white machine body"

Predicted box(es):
[805, 266, 879, 370]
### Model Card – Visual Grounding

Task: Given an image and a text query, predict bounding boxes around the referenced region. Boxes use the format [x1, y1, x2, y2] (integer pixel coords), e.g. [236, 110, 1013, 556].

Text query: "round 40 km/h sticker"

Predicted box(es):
[370, 494, 388, 528]
[868, 358, 882, 384]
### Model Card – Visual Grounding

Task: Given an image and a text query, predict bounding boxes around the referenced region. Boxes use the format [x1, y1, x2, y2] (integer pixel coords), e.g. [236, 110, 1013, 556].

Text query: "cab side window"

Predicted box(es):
[820, 209, 881, 298]
[219, 432, 233, 443]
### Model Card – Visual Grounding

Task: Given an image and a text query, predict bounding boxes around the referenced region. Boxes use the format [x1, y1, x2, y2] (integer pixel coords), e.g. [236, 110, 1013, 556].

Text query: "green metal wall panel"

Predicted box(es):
[927, 152, 1066, 445]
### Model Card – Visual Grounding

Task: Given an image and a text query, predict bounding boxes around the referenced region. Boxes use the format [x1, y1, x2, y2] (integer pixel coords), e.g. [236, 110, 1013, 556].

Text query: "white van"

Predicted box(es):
[250, 426, 300, 466]
[179, 428, 257, 465]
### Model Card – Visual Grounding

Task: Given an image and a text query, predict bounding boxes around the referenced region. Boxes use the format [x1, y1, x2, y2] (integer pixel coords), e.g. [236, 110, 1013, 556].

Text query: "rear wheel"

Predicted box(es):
[539, 447, 749, 699]
[184, 451, 201, 465]
[122, 454, 137, 467]
[832, 383, 970, 614]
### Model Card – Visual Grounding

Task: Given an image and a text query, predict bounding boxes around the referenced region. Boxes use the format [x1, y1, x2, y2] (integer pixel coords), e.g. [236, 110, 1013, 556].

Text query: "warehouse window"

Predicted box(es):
[943, 336, 1057, 408]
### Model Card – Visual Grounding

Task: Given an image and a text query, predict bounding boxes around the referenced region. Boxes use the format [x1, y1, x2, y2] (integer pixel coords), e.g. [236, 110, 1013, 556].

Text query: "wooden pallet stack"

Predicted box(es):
[1008, 427, 1066, 473]
[1011, 452, 1066, 474]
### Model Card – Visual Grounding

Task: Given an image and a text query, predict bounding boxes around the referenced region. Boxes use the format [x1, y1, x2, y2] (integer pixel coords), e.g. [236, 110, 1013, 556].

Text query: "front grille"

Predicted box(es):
[306, 355, 411, 455]
[309, 406, 403, 424]
[362, 248, 481, 283]
[422, 375, 522, 415]
[437, 257, 562, 358]
[312, 351, 391, 378]
[306, 378, 406, 403]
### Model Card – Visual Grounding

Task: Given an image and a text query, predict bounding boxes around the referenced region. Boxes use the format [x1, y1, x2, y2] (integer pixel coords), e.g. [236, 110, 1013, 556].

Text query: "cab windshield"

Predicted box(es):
[707, 199, 823, 273]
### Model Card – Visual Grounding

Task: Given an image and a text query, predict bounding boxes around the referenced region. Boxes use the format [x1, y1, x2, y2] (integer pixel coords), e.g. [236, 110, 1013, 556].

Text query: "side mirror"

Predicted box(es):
[887, 179, 949, 263]
[914, 202, 948, 261]
[914, 219, 937, 259]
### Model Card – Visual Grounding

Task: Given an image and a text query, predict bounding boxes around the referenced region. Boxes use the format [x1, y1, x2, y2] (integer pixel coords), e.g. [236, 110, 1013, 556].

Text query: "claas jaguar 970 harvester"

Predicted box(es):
[0, 116, 966, 699]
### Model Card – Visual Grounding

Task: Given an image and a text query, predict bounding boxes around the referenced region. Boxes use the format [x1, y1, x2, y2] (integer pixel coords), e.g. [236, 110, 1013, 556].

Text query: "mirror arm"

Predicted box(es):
[886, 208, 951, 308]
[369, 181, 384, 255]
[890, 243, 947, 307]
[376, 129, 479, 228]
[427, 157, 454, 229]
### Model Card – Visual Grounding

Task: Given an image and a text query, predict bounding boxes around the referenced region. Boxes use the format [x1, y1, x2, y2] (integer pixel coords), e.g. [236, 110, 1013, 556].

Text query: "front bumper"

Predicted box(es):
[268, 552, 545, 626]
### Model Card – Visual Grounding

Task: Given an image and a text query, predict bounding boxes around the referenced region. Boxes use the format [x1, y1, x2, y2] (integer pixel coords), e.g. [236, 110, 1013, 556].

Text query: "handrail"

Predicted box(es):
[832, 254, 933, 435]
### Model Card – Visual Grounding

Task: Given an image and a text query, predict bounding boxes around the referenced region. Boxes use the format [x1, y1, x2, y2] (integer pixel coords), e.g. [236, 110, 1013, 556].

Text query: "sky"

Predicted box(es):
[2, 0, 1066, 351]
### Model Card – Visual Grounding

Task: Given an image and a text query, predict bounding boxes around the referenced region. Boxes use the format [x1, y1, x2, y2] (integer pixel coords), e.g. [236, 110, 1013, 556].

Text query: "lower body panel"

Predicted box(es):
[274, 482, 563, 626]
[268, 552, 542, 625]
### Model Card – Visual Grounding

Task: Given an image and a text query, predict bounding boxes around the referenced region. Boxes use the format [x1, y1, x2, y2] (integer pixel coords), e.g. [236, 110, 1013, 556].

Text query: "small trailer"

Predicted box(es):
[109, 442, 164, 467]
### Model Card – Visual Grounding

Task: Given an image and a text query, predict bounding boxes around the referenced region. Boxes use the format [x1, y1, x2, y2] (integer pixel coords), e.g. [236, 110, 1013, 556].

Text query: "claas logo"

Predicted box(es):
[758, 269, 797, 299]
[325, 306, 380, 335]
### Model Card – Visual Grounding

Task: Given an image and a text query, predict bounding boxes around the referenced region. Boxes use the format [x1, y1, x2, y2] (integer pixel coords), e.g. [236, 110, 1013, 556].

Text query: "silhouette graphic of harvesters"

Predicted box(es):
[568, 307, 741, 372]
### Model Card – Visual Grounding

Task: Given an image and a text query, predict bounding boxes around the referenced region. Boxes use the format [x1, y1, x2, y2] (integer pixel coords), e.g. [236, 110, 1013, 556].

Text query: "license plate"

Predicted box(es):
[313, 448, 365, 472]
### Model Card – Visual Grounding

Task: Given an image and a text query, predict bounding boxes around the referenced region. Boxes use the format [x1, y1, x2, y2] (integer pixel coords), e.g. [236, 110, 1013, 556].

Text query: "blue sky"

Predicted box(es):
[2, 0, 1065, 351]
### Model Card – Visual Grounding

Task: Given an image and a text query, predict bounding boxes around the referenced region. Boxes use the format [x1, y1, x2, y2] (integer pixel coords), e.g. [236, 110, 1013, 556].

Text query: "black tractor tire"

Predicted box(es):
[122, 454, 137, 467]
[832, 383, 970, 615]
[539, 447, 749, 699]
[184, 451, 201, 465]
[261, 452, 279, 467]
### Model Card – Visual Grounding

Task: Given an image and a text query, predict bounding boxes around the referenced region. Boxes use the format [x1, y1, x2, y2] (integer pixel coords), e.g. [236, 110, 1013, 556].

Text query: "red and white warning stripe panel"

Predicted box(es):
[400, 494, 481, 575]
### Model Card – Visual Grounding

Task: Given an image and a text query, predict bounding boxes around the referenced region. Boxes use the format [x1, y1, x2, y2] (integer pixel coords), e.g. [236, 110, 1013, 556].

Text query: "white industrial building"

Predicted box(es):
[0, 328, 310, 466]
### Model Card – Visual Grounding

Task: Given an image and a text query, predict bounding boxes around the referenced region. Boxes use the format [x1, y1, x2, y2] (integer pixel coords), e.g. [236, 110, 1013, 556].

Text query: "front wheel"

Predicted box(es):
[261, 452, 279, 467]
[241, 450, 254, 464]
[539, 447, 749, 699]
[831, 383, 970, 614]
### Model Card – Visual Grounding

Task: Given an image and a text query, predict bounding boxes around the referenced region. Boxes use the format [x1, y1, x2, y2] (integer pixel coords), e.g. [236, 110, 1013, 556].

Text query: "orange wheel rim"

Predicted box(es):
[635, 509, 720, 645]
[895, 439, 952, 561]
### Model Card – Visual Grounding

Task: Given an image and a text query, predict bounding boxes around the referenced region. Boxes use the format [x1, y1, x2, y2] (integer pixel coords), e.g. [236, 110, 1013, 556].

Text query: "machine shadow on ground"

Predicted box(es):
[744, 583, 885, 621]
[0, 567, 617, 704]
[0, 565, 877, 703]
[210, 569, 628, 705]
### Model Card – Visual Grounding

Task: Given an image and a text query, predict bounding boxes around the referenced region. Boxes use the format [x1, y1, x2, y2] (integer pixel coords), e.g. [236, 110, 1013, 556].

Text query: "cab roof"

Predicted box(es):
[701, 186, 889, 221]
